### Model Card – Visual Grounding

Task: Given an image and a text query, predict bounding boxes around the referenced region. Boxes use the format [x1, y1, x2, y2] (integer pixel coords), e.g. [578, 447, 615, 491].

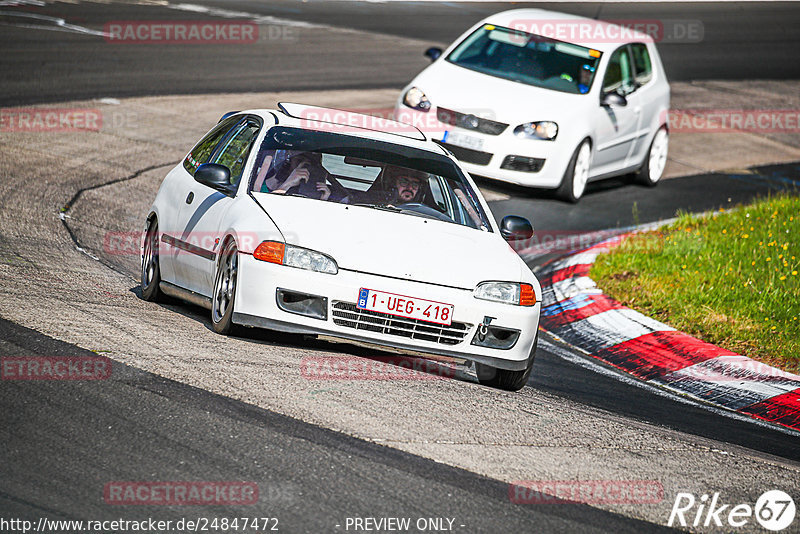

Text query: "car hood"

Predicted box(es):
[251, 193, 528, 290]
[412, 60, 587, 125]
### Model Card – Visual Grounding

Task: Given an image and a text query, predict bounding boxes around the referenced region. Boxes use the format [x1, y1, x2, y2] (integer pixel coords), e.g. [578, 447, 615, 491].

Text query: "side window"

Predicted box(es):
[427, 176, 449, 213]
[183, 116, 241, 175]
[211, 120, 261, 185]
[630, 43, 653, 86]
[602, 47, 635, 96]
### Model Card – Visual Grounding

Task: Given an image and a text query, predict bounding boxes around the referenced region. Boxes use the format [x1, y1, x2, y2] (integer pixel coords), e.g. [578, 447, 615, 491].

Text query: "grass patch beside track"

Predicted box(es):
[591, 194, 800, 372]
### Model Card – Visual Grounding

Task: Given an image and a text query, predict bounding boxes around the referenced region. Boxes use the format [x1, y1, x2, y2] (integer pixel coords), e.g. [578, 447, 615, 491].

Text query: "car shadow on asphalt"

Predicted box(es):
[471, 174, 634, 203]
[128, 285, 477, 384]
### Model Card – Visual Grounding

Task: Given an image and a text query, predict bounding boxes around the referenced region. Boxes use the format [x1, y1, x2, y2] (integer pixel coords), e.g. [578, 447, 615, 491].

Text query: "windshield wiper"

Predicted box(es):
[351, 203, 403, 213]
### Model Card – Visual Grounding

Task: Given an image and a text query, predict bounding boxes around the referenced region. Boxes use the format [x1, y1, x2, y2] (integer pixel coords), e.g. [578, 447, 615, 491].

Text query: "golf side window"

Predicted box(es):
[630, 43, 653, 86]
[602, 46, 636, 96]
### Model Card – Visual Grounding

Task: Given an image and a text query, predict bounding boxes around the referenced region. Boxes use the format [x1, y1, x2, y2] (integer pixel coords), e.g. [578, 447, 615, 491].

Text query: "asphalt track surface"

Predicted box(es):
[2, 1, 800, 532]
[1, 318, 671, 533]
[1, 1, 800, 106]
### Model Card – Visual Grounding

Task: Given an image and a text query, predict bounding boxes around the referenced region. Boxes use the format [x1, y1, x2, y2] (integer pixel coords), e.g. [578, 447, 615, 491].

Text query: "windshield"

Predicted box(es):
[447, 24, 602, 94]
[249, 127, 493, 231]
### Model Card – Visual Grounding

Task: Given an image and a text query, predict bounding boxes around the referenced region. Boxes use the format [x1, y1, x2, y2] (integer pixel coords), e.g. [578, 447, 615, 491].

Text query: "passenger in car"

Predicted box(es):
[260, 151, 333, 200]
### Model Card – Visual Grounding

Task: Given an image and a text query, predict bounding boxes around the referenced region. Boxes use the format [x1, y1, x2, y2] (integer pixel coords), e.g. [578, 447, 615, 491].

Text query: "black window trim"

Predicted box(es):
[628, 42, 653, 89]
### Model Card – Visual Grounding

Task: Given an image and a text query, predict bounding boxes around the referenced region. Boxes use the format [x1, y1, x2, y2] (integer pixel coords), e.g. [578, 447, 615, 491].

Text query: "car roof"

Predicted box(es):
[236, 104, 449, 157]
[480, 8, 653, 53]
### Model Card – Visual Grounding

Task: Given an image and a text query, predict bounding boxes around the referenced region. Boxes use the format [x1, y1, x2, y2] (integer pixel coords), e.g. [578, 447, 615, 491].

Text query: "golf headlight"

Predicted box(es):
[403, 87, 431, 112]
[474, 282, 536, 306]
[513, 121, 558, 141]
[254, 241, 338, 274]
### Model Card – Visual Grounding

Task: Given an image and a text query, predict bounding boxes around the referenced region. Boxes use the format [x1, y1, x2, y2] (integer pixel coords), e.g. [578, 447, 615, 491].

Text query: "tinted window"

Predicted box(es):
[211, 120, 261, 184]
[446, 25, 602, 95]
[183, 116, 240, 175]
[248, 127, 493, 231]
[630, 43, 653, 86]
[602, 47, 635, 95]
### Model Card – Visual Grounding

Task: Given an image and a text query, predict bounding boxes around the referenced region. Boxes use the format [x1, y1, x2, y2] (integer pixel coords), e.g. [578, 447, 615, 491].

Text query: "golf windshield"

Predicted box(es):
[447, 24, 602, 94]
[249, 127, 493, 231]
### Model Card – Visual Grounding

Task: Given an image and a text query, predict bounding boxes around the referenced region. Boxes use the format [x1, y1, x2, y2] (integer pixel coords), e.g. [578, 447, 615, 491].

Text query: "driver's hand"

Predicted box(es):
[316, 183, 331, 201]
[285, 163, 310, 187]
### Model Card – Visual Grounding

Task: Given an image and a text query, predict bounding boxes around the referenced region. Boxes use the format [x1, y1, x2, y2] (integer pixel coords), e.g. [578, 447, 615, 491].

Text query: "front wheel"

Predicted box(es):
[141, 218, 163, 302]
[212, 239, 238, 334]
[555, 139, 591, 203]
[634, 126, 668, 187]
[475, 337, 537, 391]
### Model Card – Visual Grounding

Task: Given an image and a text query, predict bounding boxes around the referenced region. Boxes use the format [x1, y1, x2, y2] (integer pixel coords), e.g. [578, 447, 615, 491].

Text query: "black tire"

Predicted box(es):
[476, 337, 537, 391]
[211, 239, 238, 335]
[634, 126, 669, 187]
[555, 139, 591, 203]
[141, 218, 163, 302]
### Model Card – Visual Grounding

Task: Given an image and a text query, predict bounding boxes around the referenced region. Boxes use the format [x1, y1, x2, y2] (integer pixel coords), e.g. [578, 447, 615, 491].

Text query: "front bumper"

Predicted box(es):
[395, 105, 572, 189]
[234, 254, 541, 371]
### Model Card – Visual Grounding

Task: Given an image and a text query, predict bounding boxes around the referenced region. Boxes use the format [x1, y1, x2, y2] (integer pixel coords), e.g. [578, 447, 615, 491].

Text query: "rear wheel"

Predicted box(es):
[555, 139, 591, 203]
[634, 126, 668, 186]
[475, 337, 537, 391]
[141, 218, 163, 302]
[212, 239, 238, 335]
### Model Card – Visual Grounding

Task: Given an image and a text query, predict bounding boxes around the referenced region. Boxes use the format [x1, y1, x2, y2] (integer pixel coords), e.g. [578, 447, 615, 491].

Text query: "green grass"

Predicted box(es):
[590, 194, 800, 373]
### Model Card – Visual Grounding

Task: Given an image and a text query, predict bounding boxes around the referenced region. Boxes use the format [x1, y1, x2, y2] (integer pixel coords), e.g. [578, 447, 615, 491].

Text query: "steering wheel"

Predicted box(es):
[394, 202, 453, 222]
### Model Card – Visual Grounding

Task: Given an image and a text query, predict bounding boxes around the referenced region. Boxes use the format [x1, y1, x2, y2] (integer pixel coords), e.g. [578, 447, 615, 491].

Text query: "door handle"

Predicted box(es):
[186, 192, 194, 204]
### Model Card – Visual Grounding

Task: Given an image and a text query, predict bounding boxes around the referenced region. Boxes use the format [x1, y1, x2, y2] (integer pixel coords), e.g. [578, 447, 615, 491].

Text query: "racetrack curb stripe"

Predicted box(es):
[536, 234, 800, 433]
[740, 388, 800, 429]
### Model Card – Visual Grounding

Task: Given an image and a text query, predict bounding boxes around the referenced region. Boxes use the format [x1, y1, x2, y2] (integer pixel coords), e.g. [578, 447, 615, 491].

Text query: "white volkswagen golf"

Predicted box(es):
[141, 103, 542, 390]
[395, 8, 670, 202]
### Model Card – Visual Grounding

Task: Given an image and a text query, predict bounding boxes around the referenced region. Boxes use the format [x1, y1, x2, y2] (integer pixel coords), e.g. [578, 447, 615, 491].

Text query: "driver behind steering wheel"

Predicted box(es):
[382, 166, 428, 206]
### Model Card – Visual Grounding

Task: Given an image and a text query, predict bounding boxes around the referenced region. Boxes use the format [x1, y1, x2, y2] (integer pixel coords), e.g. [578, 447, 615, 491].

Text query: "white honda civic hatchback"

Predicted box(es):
[395, 8, 670, 202]
[141, 103, 541, 390]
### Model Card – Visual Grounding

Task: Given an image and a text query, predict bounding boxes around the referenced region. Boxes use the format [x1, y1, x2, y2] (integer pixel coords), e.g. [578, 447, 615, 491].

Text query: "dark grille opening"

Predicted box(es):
[500, 155, 545, 173]
[435, 141, 493, 166]
[437, 107, 508, 136]
[332, 302, 471, 346]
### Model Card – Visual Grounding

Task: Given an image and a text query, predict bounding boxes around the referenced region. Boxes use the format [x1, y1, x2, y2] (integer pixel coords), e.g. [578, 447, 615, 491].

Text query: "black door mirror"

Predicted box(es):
[194, 163, 235, 196]
[424, 47, 443, 61]
[601, 92, 627, 108]
[500, 215, 533, 241]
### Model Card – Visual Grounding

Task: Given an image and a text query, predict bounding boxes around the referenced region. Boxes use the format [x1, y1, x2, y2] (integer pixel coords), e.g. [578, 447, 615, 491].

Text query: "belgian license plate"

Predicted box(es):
[357, 288, 454, 326]
[443, 130, 484, 151]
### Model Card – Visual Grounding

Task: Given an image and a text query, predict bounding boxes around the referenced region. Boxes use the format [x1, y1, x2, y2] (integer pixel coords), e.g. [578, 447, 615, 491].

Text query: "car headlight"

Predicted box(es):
[474, 282, 536, 306]
[402, 87, 431, 112]
[254, 241, 338, 274]
[513, 121, 558, 141]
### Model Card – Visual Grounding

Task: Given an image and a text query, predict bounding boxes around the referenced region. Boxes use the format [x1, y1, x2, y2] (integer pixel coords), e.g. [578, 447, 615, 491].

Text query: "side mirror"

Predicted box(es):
[601, 92, 627, 108]
[500, 215, 533, 241]
[424, 47, 443, 61]
[194, 163, 235, 196]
